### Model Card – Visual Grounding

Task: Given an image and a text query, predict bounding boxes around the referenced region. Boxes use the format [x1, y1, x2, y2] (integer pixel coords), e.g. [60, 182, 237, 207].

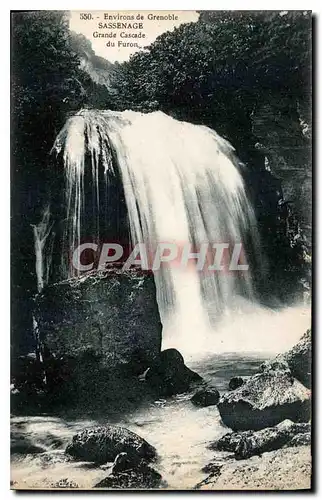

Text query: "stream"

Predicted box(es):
[11, 353, 265, 490]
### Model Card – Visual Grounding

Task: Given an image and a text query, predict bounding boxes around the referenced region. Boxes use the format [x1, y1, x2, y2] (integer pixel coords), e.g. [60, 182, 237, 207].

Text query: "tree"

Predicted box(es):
[112, 10, 311, 158]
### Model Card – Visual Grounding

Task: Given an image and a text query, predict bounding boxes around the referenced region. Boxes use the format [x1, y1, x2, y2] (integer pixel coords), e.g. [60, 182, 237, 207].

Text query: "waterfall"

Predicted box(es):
[31, 204, 55, 378]
[52, 109, 262, 345]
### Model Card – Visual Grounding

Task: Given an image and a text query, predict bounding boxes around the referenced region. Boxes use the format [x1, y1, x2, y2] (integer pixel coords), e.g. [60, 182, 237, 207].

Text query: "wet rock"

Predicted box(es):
[94, 464, 163, 489]
[289, 432, 311, 447]
[124, 348, 154, 376]
[212, 419, 311, 459]
[191, 388, 220, 407]
[279, 329, 311, 388]
[112, 452, 138, 473]
[259, 359, 290, 374]
[35, 269, 162, 370]
[229, 377, 244, 391]
[217, 363, 311, 431]
[145, 348, 203, 397]
[65, 424, 157, 465]
[260, 331, 312, 389]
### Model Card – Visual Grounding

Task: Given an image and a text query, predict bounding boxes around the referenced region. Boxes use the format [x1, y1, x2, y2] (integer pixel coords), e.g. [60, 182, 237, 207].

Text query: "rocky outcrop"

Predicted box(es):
[251, 95, 311, 232]
[65, 425, 157, 465]
[191, 388, 220, 407]
[195, 445, 311, 490]
[145, 348, 203, 397]
[279, 329, 311, 388]
[217, 361, 311, 431]
[35, 269, 162, 370]
[212, 419, 311, 459]
[260, 330, 312, 389]
[70, 32, 116, 89]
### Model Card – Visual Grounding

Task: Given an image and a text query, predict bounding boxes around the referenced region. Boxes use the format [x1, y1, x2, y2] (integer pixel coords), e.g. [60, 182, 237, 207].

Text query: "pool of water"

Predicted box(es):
[11, 352, 267, 490]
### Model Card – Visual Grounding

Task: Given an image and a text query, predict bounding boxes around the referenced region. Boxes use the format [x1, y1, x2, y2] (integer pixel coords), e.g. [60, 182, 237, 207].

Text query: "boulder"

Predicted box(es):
[289, 433, 311, 447]
[65, 425, 157, 464]
[145, 348, 203, 397]
[212, 419, 311, 459]
[217, 363, 311, 431]
[228, 377, 244, 391]
[35, 269, 162, 370]
[279, 329, 311, 388]
[191, 388, 220, 407]
[94, 464, 163, 489]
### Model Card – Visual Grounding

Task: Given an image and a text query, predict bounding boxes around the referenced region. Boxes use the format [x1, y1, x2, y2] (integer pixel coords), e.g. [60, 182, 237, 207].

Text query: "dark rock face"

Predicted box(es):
[229, 377, 244, 391]
[95, 464, 163, 489]
[245, 96, 311, 305]
[11, 353, 45, 394]
[191, 388, 220, 407]
[145, 348, 203, 397]
[35, 269, 162, 369]
[65, 425, 157, 465]
[252, 96, 311, 231]
[212, 419, 311, 459]
[217, 363, 311, 431]
[111, 452, 136, 473]
[280, 329, 311, 388]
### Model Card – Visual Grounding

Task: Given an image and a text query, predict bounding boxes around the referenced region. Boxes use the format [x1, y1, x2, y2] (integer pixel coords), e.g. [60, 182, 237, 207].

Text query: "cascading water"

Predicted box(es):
[32, 205, 55, 293]
[52, 109, 263, 351]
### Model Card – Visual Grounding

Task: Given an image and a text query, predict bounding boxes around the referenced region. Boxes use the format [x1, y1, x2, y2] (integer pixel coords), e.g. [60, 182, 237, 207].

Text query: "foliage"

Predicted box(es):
[12, 12, 112, 167]
[11, 11, 111, 352]
[112, 11, 311, 151]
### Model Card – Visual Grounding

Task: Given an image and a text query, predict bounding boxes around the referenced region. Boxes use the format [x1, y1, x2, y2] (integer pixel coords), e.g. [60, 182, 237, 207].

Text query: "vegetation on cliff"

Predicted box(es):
[112, 11, 311, 156]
